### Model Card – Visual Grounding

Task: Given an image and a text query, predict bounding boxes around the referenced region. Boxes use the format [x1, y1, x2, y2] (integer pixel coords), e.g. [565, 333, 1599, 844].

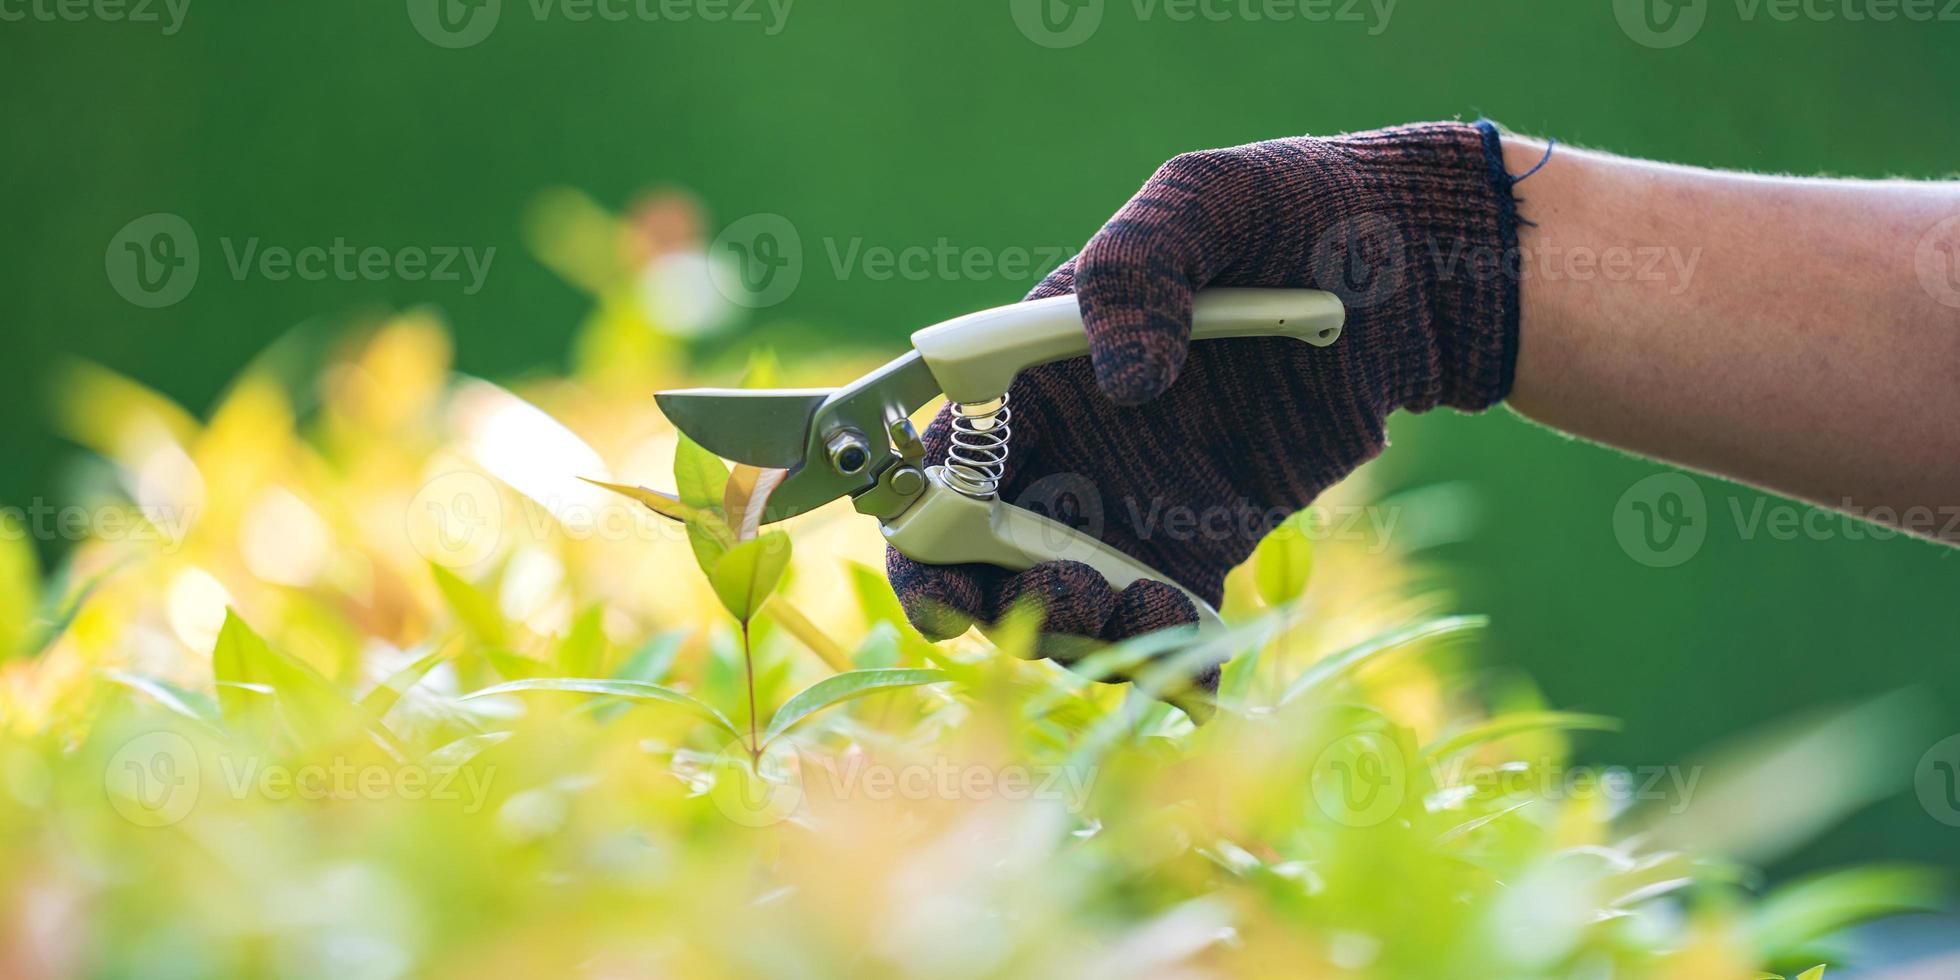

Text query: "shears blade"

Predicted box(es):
[653, 388, 830, 468]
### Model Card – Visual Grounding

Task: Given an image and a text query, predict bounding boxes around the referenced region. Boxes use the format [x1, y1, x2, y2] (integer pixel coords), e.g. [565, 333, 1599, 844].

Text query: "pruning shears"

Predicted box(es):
[655, 289, 1346, 629]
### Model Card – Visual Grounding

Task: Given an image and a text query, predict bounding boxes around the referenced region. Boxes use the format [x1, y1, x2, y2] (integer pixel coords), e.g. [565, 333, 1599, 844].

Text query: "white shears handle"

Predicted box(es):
[881, 289, 1347, 628]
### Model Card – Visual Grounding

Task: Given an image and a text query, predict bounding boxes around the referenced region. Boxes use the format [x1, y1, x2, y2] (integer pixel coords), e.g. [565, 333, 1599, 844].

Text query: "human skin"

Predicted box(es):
[1497, 135, 1960, 541]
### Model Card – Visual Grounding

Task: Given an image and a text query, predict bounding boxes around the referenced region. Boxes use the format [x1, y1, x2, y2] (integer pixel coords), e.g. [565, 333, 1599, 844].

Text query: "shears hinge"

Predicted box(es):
[850, 418, 928, 520]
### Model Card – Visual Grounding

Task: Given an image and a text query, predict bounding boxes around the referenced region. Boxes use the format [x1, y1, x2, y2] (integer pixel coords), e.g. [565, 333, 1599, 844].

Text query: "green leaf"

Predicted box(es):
[591, 630, 688, 722]
[674, 433, 730, 513]
[430, 563, 509, 647]
[614, 630, 687, 685]
[1748, 865, 1945, 959]
[1280, 615, 1488, 706]
[1423, 711, 1622, 761]
[20, 556, 126, 658]
[847, 561, 943, 666]
[686, 515, 737, 578]
[359, 646, 449, 719]
[461, 677, 741, 742]
[210, 609, 364, 746]
[1252, 514, 1313, 606]
[852, 622, 901, 669]
[104, 670, 223, 730]
[709, 531, 791, 623]
[740, 347, 782, 389]
[427, 731, 511, 768]
[484, 648, 546, 679]
[555, 605, 608, 677]
[760, 668, 948, 746]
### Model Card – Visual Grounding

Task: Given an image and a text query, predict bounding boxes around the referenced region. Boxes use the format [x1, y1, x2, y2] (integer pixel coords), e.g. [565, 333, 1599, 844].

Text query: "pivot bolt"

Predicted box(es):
[888, 466, 925, 497]
[826, 429, 872, 475]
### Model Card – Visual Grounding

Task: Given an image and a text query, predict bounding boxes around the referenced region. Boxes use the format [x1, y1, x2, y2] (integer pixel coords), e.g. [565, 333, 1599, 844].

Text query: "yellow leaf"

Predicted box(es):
[580, 477, 697, 524]
[1253, 514, 1314, 606]
[722, 465, 788, 541]
[763, 597, 850, 672]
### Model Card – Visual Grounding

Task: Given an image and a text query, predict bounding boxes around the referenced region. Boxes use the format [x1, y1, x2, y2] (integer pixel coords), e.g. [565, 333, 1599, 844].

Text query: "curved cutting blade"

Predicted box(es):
[654, 388, 831, 468]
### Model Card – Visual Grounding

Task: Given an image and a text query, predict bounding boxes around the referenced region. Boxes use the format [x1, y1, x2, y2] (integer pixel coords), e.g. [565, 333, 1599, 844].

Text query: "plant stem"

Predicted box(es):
[740, 619, 760, 766]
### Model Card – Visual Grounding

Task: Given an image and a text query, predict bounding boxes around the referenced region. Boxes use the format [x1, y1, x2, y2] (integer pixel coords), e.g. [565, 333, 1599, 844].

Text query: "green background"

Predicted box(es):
[2, 1, 1954, 876]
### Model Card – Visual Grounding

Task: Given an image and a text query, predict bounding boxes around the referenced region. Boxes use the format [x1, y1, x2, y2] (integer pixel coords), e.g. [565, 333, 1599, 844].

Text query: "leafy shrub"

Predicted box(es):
[0, 198, 1939, 976]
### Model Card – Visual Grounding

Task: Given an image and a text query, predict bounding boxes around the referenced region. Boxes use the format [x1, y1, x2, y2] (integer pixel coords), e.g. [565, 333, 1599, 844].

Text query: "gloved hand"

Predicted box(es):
[888, 120, 1525, 698]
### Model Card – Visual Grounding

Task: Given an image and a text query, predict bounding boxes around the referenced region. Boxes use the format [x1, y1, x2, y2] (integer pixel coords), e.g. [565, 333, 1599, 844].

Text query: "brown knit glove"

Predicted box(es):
[888, 121, 1524, 694]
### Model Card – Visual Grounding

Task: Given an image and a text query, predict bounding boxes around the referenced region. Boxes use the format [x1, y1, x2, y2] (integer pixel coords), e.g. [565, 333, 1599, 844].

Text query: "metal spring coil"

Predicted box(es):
[944, 395, 1010, 499]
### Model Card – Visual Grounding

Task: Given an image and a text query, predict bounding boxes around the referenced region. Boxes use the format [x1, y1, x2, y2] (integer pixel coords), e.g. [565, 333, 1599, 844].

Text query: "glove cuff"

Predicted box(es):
[1328, 120, 1525, 415]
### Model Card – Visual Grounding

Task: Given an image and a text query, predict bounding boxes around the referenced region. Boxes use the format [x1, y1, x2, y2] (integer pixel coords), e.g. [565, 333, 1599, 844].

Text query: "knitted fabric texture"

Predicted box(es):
[888, 121, 1523, 675]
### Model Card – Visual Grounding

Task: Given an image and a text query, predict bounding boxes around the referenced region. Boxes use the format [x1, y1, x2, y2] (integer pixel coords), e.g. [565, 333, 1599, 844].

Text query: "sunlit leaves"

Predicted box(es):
[462, 677, 741, 742]
[430, 563, 509, 647]
[758, 668, 948, 747]
[1280, 615, 1489, 705]
[104, 669, 223, 731]
[765, 598, 853, 672]
[1424, 712, 1622, 762]
[1748, 866, 1944, 963]
[210, 609, 365, 746]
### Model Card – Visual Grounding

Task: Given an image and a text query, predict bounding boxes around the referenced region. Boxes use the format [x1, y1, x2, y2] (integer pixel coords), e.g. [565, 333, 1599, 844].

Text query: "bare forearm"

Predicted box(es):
[1501, 134, 1960, 540]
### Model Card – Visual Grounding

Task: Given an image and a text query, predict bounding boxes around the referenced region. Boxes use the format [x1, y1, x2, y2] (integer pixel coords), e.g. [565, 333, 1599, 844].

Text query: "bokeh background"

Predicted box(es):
[2, 0, 1955, 881]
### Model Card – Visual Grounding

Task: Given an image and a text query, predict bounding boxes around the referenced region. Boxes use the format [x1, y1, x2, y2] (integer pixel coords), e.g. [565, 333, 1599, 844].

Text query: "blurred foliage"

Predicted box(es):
[4, 2, 1958, 889]
[0, 200, 1943, 978]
